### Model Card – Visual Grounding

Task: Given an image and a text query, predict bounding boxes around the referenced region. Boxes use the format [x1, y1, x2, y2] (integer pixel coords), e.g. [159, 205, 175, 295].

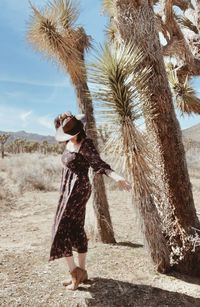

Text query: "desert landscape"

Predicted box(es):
[1, 0, 200, 305]
[0, 126, 200, 307]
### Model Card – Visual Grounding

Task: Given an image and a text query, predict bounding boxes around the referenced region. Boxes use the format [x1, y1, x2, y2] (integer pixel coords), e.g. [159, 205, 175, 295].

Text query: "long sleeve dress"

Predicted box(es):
[48, 137, 113, 261]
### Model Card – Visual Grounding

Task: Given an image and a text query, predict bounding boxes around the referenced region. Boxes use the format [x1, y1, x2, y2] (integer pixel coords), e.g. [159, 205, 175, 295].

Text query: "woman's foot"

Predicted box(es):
[63, 267, 88, 290]
[80, 267, 88, 283]
[62, 278, 72, 287]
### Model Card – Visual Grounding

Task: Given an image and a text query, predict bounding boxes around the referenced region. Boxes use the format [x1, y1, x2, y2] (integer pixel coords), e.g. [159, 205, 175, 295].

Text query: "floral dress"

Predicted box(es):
[48, 137, 113, 261]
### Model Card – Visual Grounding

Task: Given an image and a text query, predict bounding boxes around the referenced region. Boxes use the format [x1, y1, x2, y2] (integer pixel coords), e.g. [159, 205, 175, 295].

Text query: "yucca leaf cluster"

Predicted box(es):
[27, 0, 91, 83]
[167, 66, 200, 115]
[89, 43, 153, 197]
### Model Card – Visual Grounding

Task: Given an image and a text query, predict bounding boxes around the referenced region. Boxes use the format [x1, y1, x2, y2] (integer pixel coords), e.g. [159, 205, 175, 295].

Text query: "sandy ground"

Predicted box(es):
[1, 153, 200, 307]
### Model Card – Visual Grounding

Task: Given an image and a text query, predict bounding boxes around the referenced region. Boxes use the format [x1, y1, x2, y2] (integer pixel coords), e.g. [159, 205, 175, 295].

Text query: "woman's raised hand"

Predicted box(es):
[54, 112, 72, 129]
[117, 179, 132, 192]
[60, 112, 72, 121]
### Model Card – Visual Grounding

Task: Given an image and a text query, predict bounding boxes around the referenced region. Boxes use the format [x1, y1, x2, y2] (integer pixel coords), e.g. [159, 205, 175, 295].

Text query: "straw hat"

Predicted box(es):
[55, 113, 86, 142]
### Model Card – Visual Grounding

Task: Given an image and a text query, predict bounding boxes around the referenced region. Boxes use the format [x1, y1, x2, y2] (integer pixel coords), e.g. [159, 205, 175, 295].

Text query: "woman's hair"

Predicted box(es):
[76, 127, 87, 143]
[65, 126, 86, 145]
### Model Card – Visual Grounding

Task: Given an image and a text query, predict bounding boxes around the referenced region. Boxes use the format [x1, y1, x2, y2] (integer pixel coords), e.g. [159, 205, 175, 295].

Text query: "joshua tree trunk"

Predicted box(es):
[124, 122, 170, 273]
[0, 134, 10, 159]
[74, 77, 116, 243]
[115, 0, 200, 276]
[1, 143, 4, 159]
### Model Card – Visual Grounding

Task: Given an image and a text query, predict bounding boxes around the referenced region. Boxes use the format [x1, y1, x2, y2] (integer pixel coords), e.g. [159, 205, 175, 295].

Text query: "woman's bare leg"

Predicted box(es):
[64, 254, 88, 289]
[65, 255, 76, 272]
[78, 252, 87, 270]
[62, 256, 76, 287]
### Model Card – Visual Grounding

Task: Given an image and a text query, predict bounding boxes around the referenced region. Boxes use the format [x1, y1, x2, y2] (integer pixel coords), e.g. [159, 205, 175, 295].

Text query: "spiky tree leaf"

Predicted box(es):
[167, 67, 200, 115]
[102, 0, 116, 16]
[89, 44, 153, 196]
[27, 1, 91, 83]
[47, 0, 79, 29]
[27, 3, 75, 61]
[105, 21, 119, 45]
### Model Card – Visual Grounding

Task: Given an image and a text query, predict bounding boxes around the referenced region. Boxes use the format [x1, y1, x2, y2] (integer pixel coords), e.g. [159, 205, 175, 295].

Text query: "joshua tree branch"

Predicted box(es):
[157, 0, 200, 81]
[176, 59, 200, 80]
[172, 0, 194, 11]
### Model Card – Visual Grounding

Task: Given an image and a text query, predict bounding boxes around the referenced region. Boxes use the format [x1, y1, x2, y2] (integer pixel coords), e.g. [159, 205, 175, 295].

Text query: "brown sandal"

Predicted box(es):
[65, 267, 88, 290]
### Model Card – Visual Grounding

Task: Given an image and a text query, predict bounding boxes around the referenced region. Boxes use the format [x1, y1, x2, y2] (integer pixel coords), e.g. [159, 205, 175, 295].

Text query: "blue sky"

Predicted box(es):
[0, 0, 200, 136]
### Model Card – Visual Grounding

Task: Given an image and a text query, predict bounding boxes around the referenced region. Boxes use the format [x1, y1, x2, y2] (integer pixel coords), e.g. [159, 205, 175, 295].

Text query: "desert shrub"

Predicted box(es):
[0, 176, 13, 208]
[0, 159, 7, 172]
[4, 153, 62, 193]
[186, 148, 200, 179]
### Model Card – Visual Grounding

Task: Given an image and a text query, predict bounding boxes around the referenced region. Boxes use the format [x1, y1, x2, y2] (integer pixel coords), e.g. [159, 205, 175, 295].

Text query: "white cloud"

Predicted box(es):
[37, 115, 53, 129]
[20, 110, 32, 122]
[0, 76, 69, 88]
[0, 104, 54, 135]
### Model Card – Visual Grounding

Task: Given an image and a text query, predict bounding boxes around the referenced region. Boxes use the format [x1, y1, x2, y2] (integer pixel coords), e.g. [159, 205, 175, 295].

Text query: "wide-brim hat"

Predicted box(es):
[55, 114, 86, 142]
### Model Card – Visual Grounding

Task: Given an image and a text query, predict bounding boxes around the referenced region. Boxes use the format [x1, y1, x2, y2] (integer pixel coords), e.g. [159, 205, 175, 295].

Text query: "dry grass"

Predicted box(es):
[0, 150, 200, 306]
[1, 153, 62, 193]
[0, 176, 13, 209]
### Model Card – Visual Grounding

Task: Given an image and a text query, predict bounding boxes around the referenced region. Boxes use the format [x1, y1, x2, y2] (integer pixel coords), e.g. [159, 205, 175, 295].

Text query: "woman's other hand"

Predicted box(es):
[117, 179, 132, 191]
[108, 171, 132, 192]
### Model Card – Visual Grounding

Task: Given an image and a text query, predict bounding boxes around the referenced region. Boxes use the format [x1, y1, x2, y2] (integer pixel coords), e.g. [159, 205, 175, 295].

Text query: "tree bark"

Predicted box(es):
[74, 74, 116, 243]
[125, 122, 170, 272]
[115, 0, 200, 276]
[1, 143, 4, 159]
[157, 0, 200, 82]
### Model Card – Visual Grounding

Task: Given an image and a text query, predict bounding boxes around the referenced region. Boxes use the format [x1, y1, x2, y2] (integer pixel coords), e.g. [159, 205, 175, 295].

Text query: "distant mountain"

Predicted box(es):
[0, 122, 200, 145]
[182, 123, 200, 143]
[0, 130, 56, 144]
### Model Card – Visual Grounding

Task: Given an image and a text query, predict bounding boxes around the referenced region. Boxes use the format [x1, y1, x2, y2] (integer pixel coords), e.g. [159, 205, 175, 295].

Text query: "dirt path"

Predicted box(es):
[1, 183, 200, 306]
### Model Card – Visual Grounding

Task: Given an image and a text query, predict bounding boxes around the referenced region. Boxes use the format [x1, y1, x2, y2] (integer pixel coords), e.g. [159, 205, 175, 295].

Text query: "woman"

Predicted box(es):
[48, 112, 131, 290]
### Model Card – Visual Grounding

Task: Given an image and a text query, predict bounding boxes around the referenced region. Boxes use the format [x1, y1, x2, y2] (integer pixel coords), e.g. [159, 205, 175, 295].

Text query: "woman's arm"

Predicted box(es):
[81, 138, 131, 191]
[107, 171, 131, 191]
[80, 138, 114, 176]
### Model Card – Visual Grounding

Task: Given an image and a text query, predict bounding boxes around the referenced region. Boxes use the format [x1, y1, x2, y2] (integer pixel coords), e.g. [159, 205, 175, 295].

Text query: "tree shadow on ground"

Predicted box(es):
[79, 278, 200, 307]
[113, 242, 200, 286]
[167, 271, 200, 286]
[114, 241, 143, 248]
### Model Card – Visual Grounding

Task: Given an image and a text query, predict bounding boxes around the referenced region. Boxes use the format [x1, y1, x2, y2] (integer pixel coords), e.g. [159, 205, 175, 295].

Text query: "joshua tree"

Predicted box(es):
[104, 0, 200, 276]
[42, 140, 48, 154]
[14, 138, 24, 154]
[32, 142, 40, 152]
[18, 139, 26, 153]
[27, 0, 115, 243]
[104, 0, 200, 116]
[0, 134, 10, 159]
[90, 44, 170, 271]
[23, 141, 31, 153]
